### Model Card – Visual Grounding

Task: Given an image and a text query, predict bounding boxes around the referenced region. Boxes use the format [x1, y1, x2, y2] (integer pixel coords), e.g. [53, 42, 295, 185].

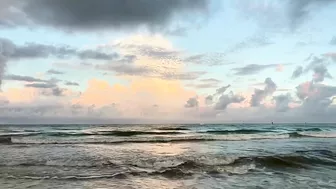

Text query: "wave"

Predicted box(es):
[3, 150, 334, 180]
[1, 130, 184, 138]
[203, 129, 273, 135]
[4, 132, 336, 145]
[0, 136, 11, 144]
[157, 127, 189, 131]
[289, 132, 336, 138]
[295, 128, 323, 132]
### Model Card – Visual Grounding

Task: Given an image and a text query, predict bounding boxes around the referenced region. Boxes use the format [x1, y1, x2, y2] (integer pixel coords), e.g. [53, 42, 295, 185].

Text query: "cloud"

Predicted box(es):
[46, 69, 65, 75]
[161, 71, 206, 80]
[291, 66, 303, 79]
[10, 41, 120, 60]
[330, 36, 336, 45]
[25, 83, 57, 89]
[288, 0, 336, 30]
[96, 64, 152, 76]
[3, 0, 211, 32]
[228, 34, 274, 53]
[185, 97, 199, 108]
[202, 84, 231, 106]
[312, 64, 332, 83]
[323, 52, 336, 62]
[216, 84, 231, 95]
[186, 78, 221, 89]
[41, 87, 66, 97]
[65, 81, 79, 86]
[115, 43, 181, 60]
[237, 0, 336, 31]
[183, 53, 230, 66]
[303, 56, 326, 72]
[201, 78, 221, 83]
[73, 78, 196, 119]
[214, 91, 245, 110]
[296, 81, 336, 115]
[0, 38, 15, 87]
[186, 83, 218, 89]
[3, 74, 47, 83]
[205, 95, 214, 105]
[273, 94, 292, 112]
[251, 77, 277, 107]
[232, 64, 277, 75]
[77, 49, 119, 60]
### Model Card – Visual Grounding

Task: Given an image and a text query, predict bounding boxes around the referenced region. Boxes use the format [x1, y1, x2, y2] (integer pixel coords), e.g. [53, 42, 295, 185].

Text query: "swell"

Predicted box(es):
[2, 150, 334, 169]
[4, 170, 193, 180]
[3, 150, 335, 180]
[3, 132, 336, 145]
[203, 129, 273, 135]
[288, 132, 336, 138]
[0, 130, 184, 138]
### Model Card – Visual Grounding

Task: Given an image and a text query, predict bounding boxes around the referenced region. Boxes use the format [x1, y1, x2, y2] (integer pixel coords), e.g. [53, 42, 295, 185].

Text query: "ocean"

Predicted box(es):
[0, 123, 335, 189]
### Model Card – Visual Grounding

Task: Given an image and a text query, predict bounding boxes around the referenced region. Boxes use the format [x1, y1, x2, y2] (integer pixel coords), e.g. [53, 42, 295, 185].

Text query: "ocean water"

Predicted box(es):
[0, 123, 335, 189]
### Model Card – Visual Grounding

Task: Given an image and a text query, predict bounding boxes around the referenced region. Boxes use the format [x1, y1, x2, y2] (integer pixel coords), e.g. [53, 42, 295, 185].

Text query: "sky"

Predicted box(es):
[0, 0, 336, 124]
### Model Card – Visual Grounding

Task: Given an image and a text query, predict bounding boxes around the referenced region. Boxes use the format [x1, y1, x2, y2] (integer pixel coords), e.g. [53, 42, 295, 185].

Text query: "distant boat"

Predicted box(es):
[271, 122, 274, 125]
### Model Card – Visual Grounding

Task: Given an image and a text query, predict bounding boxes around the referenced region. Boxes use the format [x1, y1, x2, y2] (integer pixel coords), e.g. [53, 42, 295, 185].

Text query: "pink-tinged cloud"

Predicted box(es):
[276, 64, 284, 72]
[0, 87, 39, 103]
[73, 78, 196, 118]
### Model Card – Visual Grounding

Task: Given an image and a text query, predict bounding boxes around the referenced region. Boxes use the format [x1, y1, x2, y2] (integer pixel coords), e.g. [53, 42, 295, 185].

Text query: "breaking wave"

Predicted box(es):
[2, 150, 335, 180]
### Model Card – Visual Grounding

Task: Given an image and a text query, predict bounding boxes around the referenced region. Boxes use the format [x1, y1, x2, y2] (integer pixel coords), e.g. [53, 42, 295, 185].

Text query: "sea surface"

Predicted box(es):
[0, 123, 335, 189]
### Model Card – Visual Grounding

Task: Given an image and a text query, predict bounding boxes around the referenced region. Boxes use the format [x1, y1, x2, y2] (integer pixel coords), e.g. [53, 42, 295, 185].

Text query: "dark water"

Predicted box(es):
[0, 123, 335, 189]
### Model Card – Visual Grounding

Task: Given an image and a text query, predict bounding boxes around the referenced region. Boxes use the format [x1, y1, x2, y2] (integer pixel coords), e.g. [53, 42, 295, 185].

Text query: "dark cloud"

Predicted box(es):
[232, 64, 277, 75]
[203, 84, 231, 106]
[11, 43, 76, 59]
[214, 91, 245, 110]
[3, 74, 47, 82]
[10, 41, 119, 60]
[77, 50, 119, 60]
[25, 83, 57, 89]
[185, 97, 199, 108]
[65, 81, 79, 86]
[291, 66, 303, 79]
[205, 95, 213, 105]
[47, 69, 64, 75]
[0, 38, 15, 87]
[24, 81, 66, 97]
[303, 56, 326, 72]
[330, 36, 336, 45]
[312, 64, 332, 83]
[251, 78, 277, 107]
[3, 0, 210, 32]
[288, 0, 336, 30]
[49, 88, 65, 96]
[216, 84, 231, 95]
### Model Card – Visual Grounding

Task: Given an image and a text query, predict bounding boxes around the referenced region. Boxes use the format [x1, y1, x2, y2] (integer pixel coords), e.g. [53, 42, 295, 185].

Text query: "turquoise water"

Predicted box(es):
[0, 124, 335, 189]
